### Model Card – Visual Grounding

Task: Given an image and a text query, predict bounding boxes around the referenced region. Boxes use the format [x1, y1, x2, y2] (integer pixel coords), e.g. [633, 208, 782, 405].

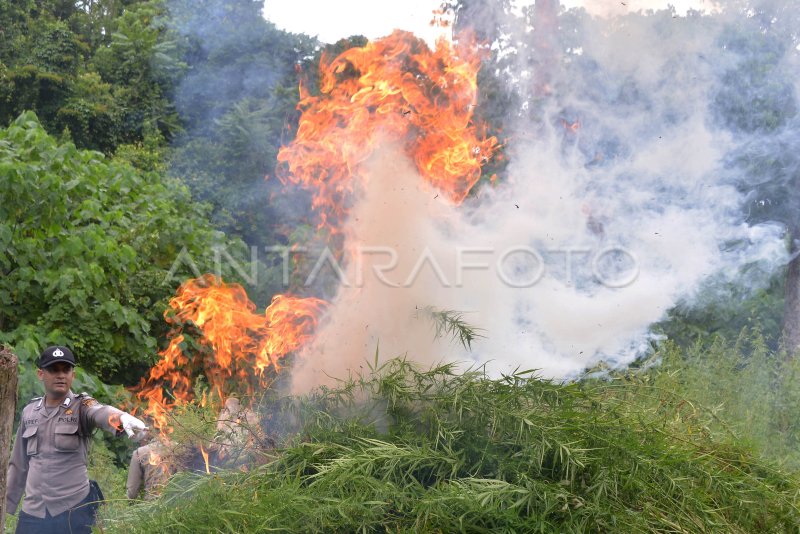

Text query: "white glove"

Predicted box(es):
[119, 412, 147, 438]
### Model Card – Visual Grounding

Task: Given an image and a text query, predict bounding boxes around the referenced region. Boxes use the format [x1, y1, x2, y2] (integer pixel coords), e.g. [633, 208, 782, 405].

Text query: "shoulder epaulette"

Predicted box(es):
[25, 396, 43, 409]
[78, 391, 100, 408]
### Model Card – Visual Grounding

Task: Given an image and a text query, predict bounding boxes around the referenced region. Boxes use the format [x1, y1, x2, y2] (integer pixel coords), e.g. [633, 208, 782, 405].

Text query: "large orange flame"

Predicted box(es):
[277, 30, 499, 233]
[132, 275, 325, 432]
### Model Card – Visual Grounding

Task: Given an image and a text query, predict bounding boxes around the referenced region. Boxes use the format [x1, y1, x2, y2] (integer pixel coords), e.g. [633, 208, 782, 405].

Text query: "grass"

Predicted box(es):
[417, 306, 486, 351]
[639, 328, 800, 470]
[96, 351, 800, 533]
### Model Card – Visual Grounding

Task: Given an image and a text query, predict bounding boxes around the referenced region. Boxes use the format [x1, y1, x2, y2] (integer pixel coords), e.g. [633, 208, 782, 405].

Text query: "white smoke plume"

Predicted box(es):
[289, 3, 796, 392]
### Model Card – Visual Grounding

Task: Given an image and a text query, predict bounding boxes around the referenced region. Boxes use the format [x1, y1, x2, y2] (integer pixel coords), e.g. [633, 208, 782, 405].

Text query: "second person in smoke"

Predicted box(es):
[211, 396, 262, 467]
[127, 434, 175, 501]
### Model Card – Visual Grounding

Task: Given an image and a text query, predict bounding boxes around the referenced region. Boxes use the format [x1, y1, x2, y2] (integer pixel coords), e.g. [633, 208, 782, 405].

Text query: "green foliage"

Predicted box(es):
[92, 0, 185, 145]
[417, 306, 485, 350]
[56, 71, 122, 153]
[165, 0, 319, 253]
[113, 124, 170, 173]
[18, 16, 87, 74]
[657, 272, 785, 349]
[0, 64, 71, 131]
[0, 112, 234, 384]
[713, 23, 797, 134]
[100, 357, 800, 533]
[642, 329, 800, 470]
[0, 14, 86, 134]
[0, 0, 183, 156]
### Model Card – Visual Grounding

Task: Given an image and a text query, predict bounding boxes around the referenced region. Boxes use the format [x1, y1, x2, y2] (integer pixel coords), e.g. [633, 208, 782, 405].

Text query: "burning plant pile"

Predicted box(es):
[128, 29, 499, 442]
[131, 275, 324, 433]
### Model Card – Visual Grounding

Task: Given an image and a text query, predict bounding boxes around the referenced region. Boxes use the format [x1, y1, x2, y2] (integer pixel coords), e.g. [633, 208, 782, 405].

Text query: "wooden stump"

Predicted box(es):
[0, 345, 19, 533]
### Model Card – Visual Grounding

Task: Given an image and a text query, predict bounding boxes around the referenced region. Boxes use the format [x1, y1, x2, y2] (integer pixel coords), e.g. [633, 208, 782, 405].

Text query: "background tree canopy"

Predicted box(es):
[0, 111, 236, 387]
[0, 0, 183, 153]
[165, 0, 320, 268]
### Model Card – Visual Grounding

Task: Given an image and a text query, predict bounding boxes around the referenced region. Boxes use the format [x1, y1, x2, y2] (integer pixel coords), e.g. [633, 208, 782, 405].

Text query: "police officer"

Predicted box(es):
[5, 345, 147, 534]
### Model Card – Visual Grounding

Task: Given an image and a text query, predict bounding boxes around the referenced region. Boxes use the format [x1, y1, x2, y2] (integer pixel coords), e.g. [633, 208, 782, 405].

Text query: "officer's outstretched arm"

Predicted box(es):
[79, 394, 147, 439]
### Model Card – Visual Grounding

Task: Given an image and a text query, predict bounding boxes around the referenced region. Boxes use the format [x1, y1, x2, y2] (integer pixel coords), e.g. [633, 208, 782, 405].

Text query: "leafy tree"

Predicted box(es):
[0, 14, 82, 129]
[0, 112, 238, 384]
[712, 4, 800, 354]
[164, 0, 311, 133]
[164, 0, 319, 284]
[91, 0, 186, 145]
[0, 0, 184, 155]
[55, 71, 122, 153]
[71, 0, 142, 50]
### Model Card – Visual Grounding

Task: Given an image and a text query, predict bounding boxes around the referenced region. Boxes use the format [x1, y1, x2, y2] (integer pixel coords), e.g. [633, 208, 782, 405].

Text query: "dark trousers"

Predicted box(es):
[14, 489, 98, 534]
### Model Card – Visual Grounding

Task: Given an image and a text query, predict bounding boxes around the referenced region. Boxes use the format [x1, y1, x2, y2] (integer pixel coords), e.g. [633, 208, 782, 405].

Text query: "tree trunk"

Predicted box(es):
[782, 224, 800, 357]
[0, 346, 19, 533]
[531, 0, 560, 98]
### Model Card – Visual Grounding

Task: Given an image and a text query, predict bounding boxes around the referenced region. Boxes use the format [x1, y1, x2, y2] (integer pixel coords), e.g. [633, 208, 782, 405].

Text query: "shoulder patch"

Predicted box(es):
[82, 398, 99, 407]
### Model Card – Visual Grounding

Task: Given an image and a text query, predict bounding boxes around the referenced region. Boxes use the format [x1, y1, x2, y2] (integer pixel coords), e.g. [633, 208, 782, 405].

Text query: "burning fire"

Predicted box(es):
[130, 30, 496, 435]
[132, 275, 325, 432]
[108, 412, 122, 433]
[200, 445, 211, 474]
[277, 30, 499, 234]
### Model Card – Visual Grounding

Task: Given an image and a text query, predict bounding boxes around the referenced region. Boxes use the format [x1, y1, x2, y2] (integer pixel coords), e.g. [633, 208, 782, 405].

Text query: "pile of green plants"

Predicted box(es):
[99, 356, 800, 533]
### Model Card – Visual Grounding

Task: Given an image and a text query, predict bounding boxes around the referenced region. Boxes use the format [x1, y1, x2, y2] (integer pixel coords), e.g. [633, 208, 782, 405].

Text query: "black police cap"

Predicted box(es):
[37, 346, 76, 368]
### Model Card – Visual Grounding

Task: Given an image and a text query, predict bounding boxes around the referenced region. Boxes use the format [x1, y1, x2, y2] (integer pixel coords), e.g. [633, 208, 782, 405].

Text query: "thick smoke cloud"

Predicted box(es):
[289, 2, 797, 392]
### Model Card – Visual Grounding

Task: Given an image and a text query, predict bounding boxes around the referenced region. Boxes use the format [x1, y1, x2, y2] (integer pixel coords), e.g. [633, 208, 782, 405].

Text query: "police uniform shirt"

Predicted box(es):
[5, 391, 125, 518]
[126, 442, 171, 501]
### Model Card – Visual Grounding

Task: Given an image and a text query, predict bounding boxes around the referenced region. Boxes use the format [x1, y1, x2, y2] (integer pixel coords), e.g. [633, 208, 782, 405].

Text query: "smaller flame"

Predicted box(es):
[108, 413, 122, 432]
[561, 119, 580, 132]
[200, 445, 210, 474]
[148, 449, 172, 476]
[130, 274, 325, 437]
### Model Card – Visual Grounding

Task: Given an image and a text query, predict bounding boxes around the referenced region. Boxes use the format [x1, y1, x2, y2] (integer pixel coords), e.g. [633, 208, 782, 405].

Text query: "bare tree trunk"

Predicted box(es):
[0, 346, 19, 533]
[783, 225, 800, 357]
[532, 0, 560, 98]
